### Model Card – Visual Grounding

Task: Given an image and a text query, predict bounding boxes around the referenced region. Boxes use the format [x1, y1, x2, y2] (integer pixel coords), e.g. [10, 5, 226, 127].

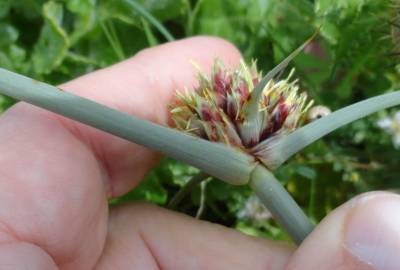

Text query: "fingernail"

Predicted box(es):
[345, 194, 400, 270]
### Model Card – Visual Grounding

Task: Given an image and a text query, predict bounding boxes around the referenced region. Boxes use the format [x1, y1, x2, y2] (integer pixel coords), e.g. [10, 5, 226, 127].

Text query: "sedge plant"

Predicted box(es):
[1, 40, 400, 245]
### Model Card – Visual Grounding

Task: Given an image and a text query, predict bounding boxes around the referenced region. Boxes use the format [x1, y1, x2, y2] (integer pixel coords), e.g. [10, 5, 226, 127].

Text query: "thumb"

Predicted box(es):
[286, 191, 400, 270]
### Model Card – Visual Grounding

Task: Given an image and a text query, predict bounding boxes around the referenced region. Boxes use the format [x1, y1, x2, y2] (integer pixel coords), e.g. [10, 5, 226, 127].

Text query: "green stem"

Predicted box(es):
[263, 90, 400, 169]
[141, 18, 159, 47]
[168, 172, 209, 209]
[186, 0, 203, 36]
[0, 68, 255, 185]
[100, 20, 125, 61]
[249, 165, 314, 244]
[124, 0, 175, 42]
[108, 20, 125, 59]
[195, 179, 208, 219]
[308, 177, 317, 220]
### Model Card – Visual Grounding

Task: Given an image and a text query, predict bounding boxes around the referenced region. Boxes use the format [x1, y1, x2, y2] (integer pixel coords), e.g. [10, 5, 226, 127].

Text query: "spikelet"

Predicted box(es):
[170, 59, 313, 168]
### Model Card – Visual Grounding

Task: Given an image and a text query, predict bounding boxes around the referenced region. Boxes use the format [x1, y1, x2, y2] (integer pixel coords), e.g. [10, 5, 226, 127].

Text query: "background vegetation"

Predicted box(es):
[1, 0, 400, 241]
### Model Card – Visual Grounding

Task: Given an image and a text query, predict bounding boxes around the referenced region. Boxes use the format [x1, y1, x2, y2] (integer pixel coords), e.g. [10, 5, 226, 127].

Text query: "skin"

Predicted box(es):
[0, 36, 399, 269]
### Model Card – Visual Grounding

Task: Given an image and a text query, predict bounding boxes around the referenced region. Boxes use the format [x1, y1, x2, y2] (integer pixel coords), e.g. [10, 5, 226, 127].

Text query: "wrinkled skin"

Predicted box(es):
[0, 37, 399, 270]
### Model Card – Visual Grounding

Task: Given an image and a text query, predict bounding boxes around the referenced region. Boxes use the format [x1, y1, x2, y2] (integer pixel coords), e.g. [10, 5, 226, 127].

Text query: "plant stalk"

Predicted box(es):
[195, 179, 208, 219]
[260, 90, 400, 169]
[249, 164, 314, 244]
[168, 172, 209, 209]
[124, 0, 175, 42]
[0, 68, 255, 185]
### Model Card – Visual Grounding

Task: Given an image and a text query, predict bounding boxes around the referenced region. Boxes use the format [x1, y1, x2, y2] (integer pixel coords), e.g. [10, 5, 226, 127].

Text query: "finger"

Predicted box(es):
[286, 191, 400, 270]
[0, 242, 58, 270]
[0, 105, 108, 270]
[0, 37, 240, 269]
[59, 36, 241, 197]
[95, 203, 293, 270]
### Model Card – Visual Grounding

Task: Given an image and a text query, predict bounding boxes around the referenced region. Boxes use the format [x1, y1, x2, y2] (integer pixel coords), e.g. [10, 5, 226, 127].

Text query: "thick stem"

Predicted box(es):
[168, 172, 209, 209]
[263, 90, 400, 169]
[249, 164, 314, 245]
[0, 68, 256, 185]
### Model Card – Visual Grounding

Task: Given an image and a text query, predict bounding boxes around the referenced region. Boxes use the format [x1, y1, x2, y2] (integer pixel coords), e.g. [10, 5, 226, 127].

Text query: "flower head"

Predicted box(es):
[170, 59, 312, 167]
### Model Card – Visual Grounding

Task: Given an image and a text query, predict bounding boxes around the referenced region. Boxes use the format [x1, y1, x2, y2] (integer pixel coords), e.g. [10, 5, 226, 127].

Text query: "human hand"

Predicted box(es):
[0, 37, 398, 270]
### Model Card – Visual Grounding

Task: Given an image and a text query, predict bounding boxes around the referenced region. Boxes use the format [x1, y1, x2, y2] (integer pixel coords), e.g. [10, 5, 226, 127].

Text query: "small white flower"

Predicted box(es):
[377, 117, 392, 130]
[377, 112, 400, 149]
[393, 134, 400, 149]
[395, 111, 400, 122]
[237, 195, 271, 223]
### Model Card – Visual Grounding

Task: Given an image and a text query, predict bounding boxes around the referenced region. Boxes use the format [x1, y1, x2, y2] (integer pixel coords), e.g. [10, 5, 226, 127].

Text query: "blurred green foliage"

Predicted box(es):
[1, 0, 400, 241]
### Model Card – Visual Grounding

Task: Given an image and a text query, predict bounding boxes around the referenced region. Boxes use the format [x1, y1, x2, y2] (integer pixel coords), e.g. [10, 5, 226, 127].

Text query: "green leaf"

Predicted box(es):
[0, 45, 27, 72]
[10, 0, 46, 19]
[138, 0, 187, 21]
[98, 0, 138, 25]
[115, 170, 168, 204]
[294, 60, 330, 101]
[66, 0, 96, 45]
[32, 2, 69, 75]
[294, 165, 317, 180]
[123, 0, 174, 41]
[315, 0, 374, 19]
[0, 94, 14, 113]
[168, 159, 199, 186]
[194, 0, 238, 42]
[0, 0, 12, 18]
[265, 0, 314, 45]
[98, 0, 187, 25]
[317, 21, 340, 45]
[0, 23, 18, 47]
[0, 52, 12, 70]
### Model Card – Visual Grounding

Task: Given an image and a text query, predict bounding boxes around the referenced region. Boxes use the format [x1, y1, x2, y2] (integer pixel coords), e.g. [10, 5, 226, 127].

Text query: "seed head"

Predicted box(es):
[170, 59, 312, 167]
